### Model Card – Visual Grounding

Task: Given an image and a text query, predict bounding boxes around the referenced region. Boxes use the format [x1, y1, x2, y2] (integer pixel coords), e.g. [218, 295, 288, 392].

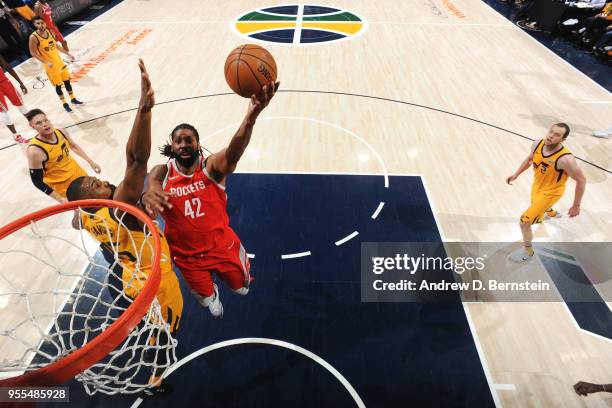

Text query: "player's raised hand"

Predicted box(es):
[142, 187, 174, 218]
[248, 80, 279, 119]
[138, 58, 155, 112]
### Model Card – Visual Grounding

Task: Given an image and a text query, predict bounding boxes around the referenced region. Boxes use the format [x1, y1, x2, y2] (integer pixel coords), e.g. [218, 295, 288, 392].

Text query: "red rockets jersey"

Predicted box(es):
[162, 158, 229, 256]
[0, 67, 8, 83]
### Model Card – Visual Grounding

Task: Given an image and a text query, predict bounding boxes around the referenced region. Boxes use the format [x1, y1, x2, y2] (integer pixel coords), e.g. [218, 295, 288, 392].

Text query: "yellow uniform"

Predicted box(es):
[28, 129, 87, 197]
[15, 5, 36, 21]
[32, 29, 69, 86]
[80, 208, 183, 333]
[521, 139, 572, 224]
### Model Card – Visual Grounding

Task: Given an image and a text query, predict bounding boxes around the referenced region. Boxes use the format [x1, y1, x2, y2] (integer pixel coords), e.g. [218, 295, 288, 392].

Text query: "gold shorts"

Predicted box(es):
[45, 64, 70, 86]
[520, 193, 562, 225]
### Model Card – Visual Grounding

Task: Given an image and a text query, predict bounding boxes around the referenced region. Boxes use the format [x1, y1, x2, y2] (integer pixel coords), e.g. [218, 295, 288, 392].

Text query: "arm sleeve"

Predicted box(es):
[29, 168, 53, 194]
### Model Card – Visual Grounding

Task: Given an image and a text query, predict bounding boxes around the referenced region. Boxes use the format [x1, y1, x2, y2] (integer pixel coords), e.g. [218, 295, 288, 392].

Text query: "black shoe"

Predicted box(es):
[71, 98, 83, 105]
[63, 103, 72, 112]
[139, 380, 173, 398]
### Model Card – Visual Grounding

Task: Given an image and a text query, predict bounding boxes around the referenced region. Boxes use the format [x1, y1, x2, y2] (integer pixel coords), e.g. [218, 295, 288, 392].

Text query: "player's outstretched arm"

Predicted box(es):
[113, 59, 154, 206]
[0, 55, 27, 94]
[558, 155, 586, 217]
[506, 140, 538, 185]
[27, 146, 65, 203]
[142, 164, 172, 218]
[206, 81, 279, 182]
[61, 128, 101, 174]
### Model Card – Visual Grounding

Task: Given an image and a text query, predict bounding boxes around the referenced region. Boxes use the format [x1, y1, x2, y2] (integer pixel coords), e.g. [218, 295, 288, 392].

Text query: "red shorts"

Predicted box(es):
[172, 228, 251, 298]
[0, 80, 23, 111]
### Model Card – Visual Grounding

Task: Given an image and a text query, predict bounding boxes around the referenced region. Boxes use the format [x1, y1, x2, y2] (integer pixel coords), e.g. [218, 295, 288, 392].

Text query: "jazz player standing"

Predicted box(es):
[143, 81, 278, 318]
[29, 16, 81, 112]
[506, 123, 587, 261]
[33, 0, 73, 55]
[26, 108, 100, 202]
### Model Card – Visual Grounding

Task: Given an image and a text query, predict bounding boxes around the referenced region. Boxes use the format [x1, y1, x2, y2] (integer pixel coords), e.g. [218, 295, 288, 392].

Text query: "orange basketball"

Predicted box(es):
[224, 44, 277, 98]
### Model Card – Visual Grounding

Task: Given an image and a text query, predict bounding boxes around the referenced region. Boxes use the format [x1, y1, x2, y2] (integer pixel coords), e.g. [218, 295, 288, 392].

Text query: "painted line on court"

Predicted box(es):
[483, 2, 611, 97]
[130, 337, 366, 408]
[335, 231, 359, 246]
[281, 251, 312, 259]
[201, 116, 390, 188]
[7, 90, 606, 174]
[371, 202, 385, 219]
[494, 383, 516, 391]
[420, 175, 501, 407]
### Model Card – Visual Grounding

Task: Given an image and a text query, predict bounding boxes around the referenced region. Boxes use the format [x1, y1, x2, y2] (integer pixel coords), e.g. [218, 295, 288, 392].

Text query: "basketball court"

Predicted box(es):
[0, 1, 611, 407]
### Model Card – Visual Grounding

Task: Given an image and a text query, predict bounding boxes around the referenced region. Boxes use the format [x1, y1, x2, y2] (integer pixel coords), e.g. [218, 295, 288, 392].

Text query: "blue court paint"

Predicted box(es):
[262, 5, 299, 15]
[41, 174, 494, 407]
[539, 255, 612, 340]
[250, 30, 295, 43]
[300, 30, 346, 43]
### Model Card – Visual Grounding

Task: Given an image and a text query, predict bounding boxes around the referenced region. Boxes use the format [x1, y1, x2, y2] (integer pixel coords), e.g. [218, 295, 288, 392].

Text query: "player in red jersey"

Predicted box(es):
[0, 54, 29, 143]
[143, 81, 278, 318]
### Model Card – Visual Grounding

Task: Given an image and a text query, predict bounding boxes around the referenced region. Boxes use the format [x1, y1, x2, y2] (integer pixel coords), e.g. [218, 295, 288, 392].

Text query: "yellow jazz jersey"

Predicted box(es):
[531, 139, 571, 197]
[80, 207, 183, 333]
[28, 129, 87, 197]
[32, 29, 63, 66]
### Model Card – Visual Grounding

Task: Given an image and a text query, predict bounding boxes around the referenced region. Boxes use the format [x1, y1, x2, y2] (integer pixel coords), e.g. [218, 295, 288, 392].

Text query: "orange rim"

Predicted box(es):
[0, 199, 161, 387]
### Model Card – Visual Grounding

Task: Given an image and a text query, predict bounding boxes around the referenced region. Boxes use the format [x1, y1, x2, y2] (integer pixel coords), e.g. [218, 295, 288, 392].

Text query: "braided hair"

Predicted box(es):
[160, 123, 212, 159]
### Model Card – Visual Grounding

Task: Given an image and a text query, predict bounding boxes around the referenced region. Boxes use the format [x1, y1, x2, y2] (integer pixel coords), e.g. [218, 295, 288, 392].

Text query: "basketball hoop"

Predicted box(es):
[0, 199, 177, 394]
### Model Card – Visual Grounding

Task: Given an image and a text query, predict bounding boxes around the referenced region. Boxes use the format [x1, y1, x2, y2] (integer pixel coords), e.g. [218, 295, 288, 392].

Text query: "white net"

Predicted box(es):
[0, 204, 177, 395]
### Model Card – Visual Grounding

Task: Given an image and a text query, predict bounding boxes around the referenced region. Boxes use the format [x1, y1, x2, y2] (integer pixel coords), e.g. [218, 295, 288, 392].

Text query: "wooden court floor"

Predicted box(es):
[0, 0, 610, 406]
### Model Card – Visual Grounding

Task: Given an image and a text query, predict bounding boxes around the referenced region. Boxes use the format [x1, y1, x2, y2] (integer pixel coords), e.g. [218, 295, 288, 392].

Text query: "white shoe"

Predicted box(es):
[509, 248, 534, 263]
[592, 130, 612, 138]
[208, 284, 223, 318]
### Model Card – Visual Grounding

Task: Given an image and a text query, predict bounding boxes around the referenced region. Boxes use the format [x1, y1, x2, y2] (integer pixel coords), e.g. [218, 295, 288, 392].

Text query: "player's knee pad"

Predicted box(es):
[0, 111, 12, 126]
[55, 85, 63, 96]
[63, 80, 72, 92]
[232, 287, 249, 296]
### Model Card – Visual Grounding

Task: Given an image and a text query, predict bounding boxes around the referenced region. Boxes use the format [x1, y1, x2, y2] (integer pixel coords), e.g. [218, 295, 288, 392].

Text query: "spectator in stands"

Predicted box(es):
[578, 3, 612, 46]
[0, 1, 28, 60]
[3, 0, 35, 26]
[591, 24, 611, 54]
[560, 1, 610, 36]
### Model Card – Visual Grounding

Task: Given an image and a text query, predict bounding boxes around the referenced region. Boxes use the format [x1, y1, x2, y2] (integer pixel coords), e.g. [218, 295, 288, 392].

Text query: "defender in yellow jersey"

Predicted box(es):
[506, 123, 586, 262]
[77, 207, 183, 334]
[28, 17, 82, 113]
[26, 108, 100, 202]
[67, 60, 182, 396]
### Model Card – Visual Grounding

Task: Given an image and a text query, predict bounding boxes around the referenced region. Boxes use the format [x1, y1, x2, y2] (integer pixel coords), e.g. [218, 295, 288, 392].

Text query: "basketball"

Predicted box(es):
[224, 44, 277, 98]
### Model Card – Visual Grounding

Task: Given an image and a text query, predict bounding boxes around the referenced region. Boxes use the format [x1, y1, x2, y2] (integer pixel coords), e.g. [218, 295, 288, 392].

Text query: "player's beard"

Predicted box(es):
[174, 150, 199, 168]
[108, 184, 117, 199]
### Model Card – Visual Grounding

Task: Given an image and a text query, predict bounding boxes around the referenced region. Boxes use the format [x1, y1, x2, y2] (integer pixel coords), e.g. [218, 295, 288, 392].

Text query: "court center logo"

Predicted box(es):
[232, 4, 367, 45]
